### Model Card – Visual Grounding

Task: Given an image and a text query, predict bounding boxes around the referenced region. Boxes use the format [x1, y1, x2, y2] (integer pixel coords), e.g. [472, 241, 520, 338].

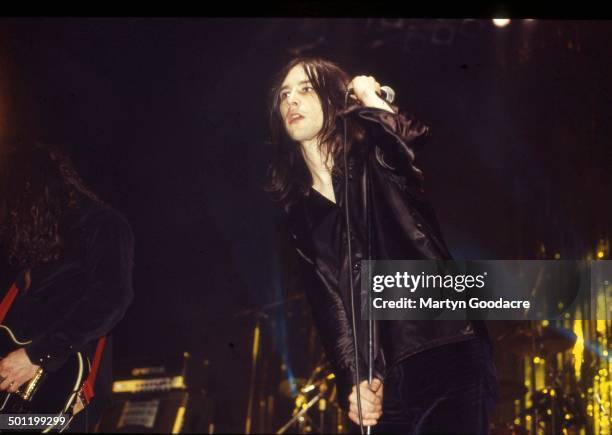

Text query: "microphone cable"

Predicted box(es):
[343, 88, 365, 435]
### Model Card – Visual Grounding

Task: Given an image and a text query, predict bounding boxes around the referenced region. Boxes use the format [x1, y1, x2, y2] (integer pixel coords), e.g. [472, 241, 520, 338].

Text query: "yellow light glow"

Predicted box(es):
[596, 320, 607, 333]
[554, 253, 561, 259]
[172, 406, 186, 434]
[524, 356, 533, 409]
[597, 251, 605, 259]
[572, 320, 585, 381]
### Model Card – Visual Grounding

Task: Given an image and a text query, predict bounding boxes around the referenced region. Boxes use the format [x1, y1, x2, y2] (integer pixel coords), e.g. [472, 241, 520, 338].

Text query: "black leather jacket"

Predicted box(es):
[283, 106, 479, 411]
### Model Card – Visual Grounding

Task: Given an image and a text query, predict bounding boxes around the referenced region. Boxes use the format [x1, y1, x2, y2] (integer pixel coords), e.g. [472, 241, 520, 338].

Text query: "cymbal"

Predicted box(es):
[490, 422, 529, 435]
[498, 326, 577, 356]
[278, 378, 307, 398]
[538, 327, 577, 354]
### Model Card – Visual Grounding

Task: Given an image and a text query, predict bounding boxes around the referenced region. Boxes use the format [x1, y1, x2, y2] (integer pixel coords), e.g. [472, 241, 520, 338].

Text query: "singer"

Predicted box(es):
[266, 57, 498, 434]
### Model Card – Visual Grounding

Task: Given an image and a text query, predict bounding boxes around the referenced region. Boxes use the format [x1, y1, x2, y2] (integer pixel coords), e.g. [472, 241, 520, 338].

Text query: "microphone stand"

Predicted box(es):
[366, 165, 374, 435]
[344, 85, 393, 435]
[238, 293, 305, 434]
[367, 304, 373, 435]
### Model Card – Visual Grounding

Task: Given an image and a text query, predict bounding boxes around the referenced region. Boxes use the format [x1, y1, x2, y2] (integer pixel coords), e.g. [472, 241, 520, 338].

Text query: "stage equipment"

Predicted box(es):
[276, 360, 346, 434]
[97, 353, 213, 434]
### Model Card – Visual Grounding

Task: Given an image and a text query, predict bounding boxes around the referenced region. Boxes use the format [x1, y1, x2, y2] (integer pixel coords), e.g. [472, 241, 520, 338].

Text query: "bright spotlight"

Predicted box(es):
[492, 19, 511, 28]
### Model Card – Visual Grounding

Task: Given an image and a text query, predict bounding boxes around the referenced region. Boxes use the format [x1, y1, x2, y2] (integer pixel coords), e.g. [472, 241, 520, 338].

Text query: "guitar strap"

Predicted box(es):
[0, 276, 106, 404]
[0, 282, 20, 323]
[80, 335, 106, 403]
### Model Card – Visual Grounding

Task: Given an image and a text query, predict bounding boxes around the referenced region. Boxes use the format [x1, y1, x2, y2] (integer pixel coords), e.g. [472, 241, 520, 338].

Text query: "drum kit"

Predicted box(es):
[490, 320, 610, 435]
[272, 319, 597, 435]
[240, 276, 610, 434]
[275, 359, 346, 434]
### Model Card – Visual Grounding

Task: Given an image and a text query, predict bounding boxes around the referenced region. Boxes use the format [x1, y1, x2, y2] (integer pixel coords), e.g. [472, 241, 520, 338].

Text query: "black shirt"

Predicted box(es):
[305, 186, 343, 290]
[2, 198, 134, 398]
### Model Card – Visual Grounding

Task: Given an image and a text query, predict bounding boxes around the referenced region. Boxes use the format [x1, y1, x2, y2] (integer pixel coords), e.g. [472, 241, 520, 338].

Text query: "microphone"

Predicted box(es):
[379, 85, 395, 103]
[348, 85, 396, 104]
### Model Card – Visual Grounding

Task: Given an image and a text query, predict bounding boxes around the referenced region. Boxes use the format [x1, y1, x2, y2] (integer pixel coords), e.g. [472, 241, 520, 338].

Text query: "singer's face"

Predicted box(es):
[278, 64, 324, 145]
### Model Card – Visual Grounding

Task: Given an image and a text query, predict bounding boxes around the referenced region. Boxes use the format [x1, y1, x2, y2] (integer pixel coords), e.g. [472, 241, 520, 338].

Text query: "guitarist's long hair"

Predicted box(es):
[0, 143, 102, 269]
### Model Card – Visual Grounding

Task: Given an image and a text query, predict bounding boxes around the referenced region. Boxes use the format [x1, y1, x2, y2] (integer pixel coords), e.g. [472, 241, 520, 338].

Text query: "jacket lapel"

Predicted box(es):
[285, 198, 316, 265]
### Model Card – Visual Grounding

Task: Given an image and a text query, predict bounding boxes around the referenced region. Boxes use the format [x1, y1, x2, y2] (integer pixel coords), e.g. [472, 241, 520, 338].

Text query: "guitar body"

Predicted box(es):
[0, 325, 89, 430]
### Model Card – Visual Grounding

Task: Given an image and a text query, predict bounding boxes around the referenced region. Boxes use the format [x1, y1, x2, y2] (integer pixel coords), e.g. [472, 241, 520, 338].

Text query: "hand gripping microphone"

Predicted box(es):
[349, 85, 396, 104]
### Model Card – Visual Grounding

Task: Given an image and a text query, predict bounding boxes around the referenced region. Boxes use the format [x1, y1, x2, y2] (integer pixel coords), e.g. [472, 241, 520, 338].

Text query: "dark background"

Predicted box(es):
[1, 18, 610, 431]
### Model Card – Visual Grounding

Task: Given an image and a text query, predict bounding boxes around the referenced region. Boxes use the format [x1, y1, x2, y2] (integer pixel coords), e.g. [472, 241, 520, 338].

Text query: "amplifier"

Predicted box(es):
[97, 353, 214, 433]
[98, 390, 191, 433]
[112, 352, 201, 394]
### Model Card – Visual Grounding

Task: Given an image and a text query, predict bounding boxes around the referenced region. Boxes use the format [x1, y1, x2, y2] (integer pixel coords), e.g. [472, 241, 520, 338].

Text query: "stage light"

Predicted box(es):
[597, 251, 604, 259]
[493, 19, 511, 28]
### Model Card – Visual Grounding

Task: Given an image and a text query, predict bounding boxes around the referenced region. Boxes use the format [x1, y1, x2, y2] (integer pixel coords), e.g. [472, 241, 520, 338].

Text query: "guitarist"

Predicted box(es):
[0, 143, 134, 432]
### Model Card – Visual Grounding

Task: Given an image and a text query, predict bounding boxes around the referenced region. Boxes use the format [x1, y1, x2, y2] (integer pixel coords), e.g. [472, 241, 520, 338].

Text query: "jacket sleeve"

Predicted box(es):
[340, 105, 430, 182]
[289, 238, 388, 412]
[24, 211, 135, 372]
[302, 261, 368, 413]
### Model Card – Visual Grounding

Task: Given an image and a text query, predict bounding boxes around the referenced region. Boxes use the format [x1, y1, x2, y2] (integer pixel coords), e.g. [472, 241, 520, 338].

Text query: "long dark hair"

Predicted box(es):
[265, 57, 365, 211]
[0, 143, 101, 268]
